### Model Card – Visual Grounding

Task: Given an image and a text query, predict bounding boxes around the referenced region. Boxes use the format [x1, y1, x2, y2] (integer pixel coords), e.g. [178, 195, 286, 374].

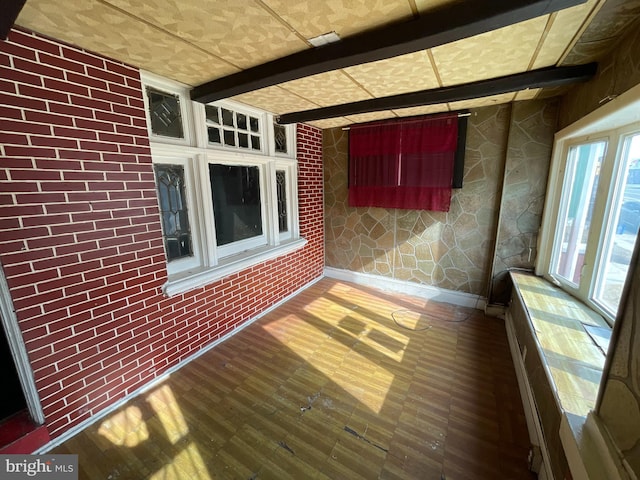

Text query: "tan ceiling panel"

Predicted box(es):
[449, 92, 516, 110]
[344, 51, 440, 97]
[307, 118, 352, 129]
[232, 86, 319, 115]
[345, 111, 397, 124]
[104, 0, 309, 70]
[261, 0, 414, 39]
[280, 70, 372, 107]
[532, 0, 599, 69]
[514, 88, 541, 101]
[414, 0, 464, 14]
[16, 0, 236, 86]
[392, 104, 450, 117]
[431, 17, 548, 86]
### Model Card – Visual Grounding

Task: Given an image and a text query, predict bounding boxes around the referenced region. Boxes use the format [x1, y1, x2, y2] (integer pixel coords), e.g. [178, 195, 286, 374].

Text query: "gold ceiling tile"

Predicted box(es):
[261, 0, 413, 39]
[280, 70, 372, 107]
[344, 51, 440, 97]
[104, 0, 309, 70]
[392, 104, 449, 117]
[448, 93, 516, 110]
[532, 0, 599, 69]
[432, 17, 548, 86]
[414, 0, 462, 14]
[514, 89, 541, 101]
[307, 118, 353, 129]
[232, 86, 319, 115]
[16, 0, 237, 86]
[345, 111, 397, 124]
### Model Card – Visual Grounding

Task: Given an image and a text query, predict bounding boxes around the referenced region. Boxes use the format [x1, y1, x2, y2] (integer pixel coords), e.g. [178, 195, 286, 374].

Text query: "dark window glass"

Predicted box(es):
[205, 105, 220, 124]
[222, 108, 235, 127]
[209, 164, 263, 246]
[250, 117, 259, 132]
[237, 113, 247, 130]
[251, 135, 261, 151]
[208, 127, 221, 144]
[223, 130, 235, 146]
[238, 132, 249, 148]
[154, 164, 192, 260]
[276, 170, 288, 233]
[147, 87, 184, 138]
[274, 123, 287, 154]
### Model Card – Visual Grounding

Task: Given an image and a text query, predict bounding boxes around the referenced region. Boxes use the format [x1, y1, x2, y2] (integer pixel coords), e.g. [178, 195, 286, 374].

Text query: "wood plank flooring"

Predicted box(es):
[52, 279, 535, 479]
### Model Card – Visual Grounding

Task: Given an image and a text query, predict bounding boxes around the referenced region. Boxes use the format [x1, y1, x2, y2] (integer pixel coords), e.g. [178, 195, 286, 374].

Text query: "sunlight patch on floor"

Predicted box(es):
[146, 384, 190, 444]
[98, 406, 148, 447]
[148, 442, 211, 480]
[265, 293, 406, 413]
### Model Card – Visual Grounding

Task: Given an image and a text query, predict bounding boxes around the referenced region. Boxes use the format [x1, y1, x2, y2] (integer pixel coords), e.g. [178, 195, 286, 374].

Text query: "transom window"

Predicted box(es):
[206, 105, 261, 151]
[141, 72, 301, 295]
[539, 87, 640, 323]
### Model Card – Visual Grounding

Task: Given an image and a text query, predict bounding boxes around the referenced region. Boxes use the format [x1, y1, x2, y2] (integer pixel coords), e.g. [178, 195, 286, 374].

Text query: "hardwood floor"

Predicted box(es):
[52, 279, 535, 479]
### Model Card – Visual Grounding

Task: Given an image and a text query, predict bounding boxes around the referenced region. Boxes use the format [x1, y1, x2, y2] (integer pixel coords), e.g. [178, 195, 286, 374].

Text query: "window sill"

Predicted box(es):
[162, 238, 307, 297]
[510, 271, 609, 426]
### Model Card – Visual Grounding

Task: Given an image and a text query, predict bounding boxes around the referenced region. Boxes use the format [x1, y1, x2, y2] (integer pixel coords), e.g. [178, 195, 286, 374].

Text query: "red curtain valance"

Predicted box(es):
[349, 114, 459, 211]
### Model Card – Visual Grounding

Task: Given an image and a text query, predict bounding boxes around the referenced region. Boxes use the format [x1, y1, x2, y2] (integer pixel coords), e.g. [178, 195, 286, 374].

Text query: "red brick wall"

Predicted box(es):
[0, 28, 324, 439]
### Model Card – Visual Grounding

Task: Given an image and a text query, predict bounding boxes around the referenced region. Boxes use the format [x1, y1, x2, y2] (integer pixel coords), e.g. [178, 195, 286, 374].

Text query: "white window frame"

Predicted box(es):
[151, 150, 204, 277]
[274, 161, 299, 242]
[537, 83, 640, 324]
[141, 72, 304, 296]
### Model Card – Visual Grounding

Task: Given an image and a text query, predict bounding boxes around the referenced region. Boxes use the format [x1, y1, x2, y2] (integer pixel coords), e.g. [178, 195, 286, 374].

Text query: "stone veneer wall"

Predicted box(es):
[599, 246, 640, 475]
[324, 105, 511, 297]
[489, 99, 559, 304]
[559, 17, 640, 129]
[558, 21, 640, 478]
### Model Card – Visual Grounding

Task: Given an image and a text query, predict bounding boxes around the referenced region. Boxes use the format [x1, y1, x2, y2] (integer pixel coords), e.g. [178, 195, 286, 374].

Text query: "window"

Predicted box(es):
[538, 86, 640, 323]
[206, 105, 262, 151]
[142, 72, 302, 295]
[154, 164, 193, 260]
[209, 163, 266, 253]
[146, 87, 184, 139]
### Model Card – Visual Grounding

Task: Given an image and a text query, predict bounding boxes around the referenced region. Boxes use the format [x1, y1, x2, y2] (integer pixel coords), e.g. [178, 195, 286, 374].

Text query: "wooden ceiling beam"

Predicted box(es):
[190, 0, 587, 104]
[1, 0, 27, 40]
[276, 63, 598, 124]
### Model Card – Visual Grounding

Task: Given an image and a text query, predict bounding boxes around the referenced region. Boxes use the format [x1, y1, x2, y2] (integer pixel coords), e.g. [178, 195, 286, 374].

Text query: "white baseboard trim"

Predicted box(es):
[323, 267, 487, 310]
[485, 304, 507, 318]
[35, 274, 324, 454]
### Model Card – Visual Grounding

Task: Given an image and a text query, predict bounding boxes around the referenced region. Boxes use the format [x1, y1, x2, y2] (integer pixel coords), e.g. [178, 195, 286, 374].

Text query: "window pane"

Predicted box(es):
[222, 108, 235, 127]
[251, 135, 261, 151]
[274, 123, 287, 154]
[238, 132, 249, 149]
[154, 164, 193, 261]
[209, 164, 263, 246]
[250, 117, 259, 133]
[223, 130, 235, 146]
[237, 113, 247, 130]
[276, 170, 288, 232]
[205, 105, 219, 124]
[147, 87, 184, 139]
[594, 133, 640, 315]
[208, 127, 221, 144]
[551, 141, 607, 286]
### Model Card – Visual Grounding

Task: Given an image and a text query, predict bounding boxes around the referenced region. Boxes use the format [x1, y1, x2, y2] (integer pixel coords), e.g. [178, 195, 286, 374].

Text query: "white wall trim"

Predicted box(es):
[35, 274, 324, 454]
[0, 263, 45, 425]
[505, 312, 554, 479]
[560, 412, 634, 480]
[323, 267, 486, 310]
